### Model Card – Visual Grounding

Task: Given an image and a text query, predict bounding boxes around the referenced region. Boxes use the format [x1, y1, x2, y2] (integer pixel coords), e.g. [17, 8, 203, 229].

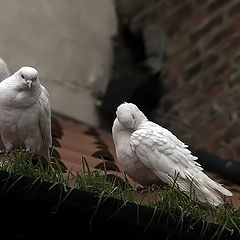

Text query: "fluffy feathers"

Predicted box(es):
[0, 58, 10, 81]
[112, 102, 232, 206]
[0, 66, 52, 160]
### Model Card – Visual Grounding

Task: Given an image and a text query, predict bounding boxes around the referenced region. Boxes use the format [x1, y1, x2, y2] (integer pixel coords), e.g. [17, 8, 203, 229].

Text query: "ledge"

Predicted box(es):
[0, 170, 238, 239]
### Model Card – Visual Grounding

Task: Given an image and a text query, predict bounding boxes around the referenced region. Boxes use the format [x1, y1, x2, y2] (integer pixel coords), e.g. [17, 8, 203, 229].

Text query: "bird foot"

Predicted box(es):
[137, 186, 149, 195]
[137, 184, 157, 195]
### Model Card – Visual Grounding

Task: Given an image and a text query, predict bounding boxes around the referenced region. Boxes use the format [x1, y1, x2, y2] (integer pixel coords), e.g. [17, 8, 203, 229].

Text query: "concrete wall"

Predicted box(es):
[0, 0, 117, 126]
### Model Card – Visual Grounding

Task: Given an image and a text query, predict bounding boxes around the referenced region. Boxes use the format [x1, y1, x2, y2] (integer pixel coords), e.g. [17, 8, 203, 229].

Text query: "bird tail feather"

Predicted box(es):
[183, 172, 232, 206]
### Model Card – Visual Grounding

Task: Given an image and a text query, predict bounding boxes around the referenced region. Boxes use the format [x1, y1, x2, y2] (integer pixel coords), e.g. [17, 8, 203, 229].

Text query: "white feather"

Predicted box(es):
[0, 66, 52, 160]
[0, 58, 10, 82]
[0, 57, 10, 151]
[112, 102, 232, 206]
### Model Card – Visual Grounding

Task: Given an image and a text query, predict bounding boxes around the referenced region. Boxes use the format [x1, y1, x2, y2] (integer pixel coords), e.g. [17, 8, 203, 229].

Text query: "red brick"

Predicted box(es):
[238, 108, 240, 118]
[204, 53, 219, 66]
[166, 3, 193, 36]
[190, 15, 223, 42]
[184, 61, 202, 81]
[224, 35, 240, 53]
[165, 39, 186, 58]
[195, 0, 208, 5]
[207, 0, 233, 13]
[206, 23, 240, 50]
[170, 0, 187, 7]
[195, 85, 224, 105]
[184, 48, 201, 64]
[183, 54, 218, 81]
[166, 48, 200, 74]
[228, 2, 240, 17]
[166, 59, 186, 75]
[173, 12, 205, 38]
[171, 3, 193, 21]
[229, 71, 240, 88]
[234, 52, 240, 63]
[214, 63, 231, 77]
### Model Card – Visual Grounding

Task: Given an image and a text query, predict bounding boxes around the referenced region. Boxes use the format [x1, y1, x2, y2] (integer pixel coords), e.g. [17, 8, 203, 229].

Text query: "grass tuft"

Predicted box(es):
[0, 151, 239, 237]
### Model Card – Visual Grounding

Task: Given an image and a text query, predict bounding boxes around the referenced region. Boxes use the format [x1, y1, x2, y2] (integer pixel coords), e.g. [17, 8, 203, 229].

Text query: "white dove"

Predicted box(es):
[0, 66, 52, 161]
[0, 57, 10, 151]
[0, 58, 10, 81]
[112, 102, 232, 206]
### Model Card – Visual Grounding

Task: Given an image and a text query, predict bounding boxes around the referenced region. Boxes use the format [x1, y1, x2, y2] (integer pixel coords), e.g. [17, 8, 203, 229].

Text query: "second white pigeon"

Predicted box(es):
[112, 102, 232, 206]
[0, 57, 10, 81]
[0, 66, 52, 161]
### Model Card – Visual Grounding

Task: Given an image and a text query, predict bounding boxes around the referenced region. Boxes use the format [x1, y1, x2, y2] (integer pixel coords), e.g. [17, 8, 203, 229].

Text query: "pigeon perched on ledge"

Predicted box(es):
[0, 66, 52, 161]
[112, 102, 232, 206]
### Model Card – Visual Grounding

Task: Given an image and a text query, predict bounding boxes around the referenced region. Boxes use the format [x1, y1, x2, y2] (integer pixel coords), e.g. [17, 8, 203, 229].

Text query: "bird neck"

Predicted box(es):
[135, 117, 147, 129]
[24, 82, 42, 102]
[11, 81, 42, 107]
[112, 118, 133, 143]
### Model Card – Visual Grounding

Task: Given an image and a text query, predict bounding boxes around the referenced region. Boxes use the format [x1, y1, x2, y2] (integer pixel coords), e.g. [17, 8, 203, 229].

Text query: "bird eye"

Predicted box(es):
[21, 74, 25, 79]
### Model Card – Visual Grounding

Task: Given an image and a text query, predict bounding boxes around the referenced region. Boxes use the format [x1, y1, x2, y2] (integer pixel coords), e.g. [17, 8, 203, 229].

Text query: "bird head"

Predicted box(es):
[116, 102, 147, 130]
[15, 66, 39, 89]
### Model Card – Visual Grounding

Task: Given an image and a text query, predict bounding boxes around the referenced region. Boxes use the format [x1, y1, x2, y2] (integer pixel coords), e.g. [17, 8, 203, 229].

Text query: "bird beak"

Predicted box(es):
[26, 80, 32, 89]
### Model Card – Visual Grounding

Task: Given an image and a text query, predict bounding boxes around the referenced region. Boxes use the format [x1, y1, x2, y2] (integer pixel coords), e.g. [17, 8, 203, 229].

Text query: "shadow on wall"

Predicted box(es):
[98, 25, 165, 131]
[108, 0, 240, 164]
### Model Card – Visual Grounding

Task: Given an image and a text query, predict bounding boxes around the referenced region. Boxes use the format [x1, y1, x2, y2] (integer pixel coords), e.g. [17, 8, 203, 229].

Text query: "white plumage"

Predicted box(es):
[0, 58, 10, 81]
[112, 102, 232, 206]
[0, 66, 52, 161]
[0, 57, 10, 151]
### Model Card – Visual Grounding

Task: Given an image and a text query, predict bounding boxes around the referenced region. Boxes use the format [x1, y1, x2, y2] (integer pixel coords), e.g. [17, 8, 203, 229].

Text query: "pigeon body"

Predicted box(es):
[0, 58, 10, 81]
[112, 102, 232, 206]
[0, 57, 10, 151]
[0, 66, 52, 160]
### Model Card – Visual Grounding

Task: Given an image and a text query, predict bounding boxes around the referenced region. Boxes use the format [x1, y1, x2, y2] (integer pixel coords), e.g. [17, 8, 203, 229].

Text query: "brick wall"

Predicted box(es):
[115, 0, 240, 162]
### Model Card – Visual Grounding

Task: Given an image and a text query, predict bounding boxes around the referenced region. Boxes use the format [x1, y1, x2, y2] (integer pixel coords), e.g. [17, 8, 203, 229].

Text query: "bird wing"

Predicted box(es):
[141, 121, 188, 148]
[129, 127, 201, 185]
[38, 86, 52, 152]
[129, 126, 232, 203]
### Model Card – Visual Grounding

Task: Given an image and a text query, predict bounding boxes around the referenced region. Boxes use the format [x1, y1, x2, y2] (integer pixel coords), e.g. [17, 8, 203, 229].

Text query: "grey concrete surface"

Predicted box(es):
[0, 0, 117, 126]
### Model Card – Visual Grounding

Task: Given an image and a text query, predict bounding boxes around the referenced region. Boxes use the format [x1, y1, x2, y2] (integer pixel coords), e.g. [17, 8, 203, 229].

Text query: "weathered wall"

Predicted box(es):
[116, 0, 240, 162]
[0, 0, 117, 126]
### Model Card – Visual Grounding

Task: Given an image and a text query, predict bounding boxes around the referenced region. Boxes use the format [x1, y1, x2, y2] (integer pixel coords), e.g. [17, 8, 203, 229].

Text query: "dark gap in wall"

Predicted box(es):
[97, 23, 165, 131]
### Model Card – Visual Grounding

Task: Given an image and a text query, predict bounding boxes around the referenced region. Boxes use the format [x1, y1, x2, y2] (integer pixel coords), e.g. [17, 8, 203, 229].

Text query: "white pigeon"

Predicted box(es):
[0, 57, 10, 81]
[112, 102, 232, 206]
[0, 66, 52, 161]
[0, 57, 10, 151]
